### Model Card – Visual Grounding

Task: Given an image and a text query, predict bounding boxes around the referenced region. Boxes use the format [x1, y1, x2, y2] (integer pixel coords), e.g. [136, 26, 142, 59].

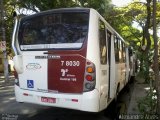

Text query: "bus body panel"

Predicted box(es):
[48, 54, 86, 93]
[19, 53, 48, 91]
[13, 55, 23, 74]
[15, 85, 100, 112]
[86, 9, 109, 111]
[86, 9, 100, 90]
[16, 50, 87, 93]
[45, 41, 88, 94]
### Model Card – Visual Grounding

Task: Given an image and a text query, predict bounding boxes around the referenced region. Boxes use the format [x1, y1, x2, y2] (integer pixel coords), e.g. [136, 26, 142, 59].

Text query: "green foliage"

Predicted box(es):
[106, 1, 160, 49]
[138, 89, 157, 115]
[15, 0, 111, 16]
[136, 48, 154, 83]
[17, 0, 77, 12]
[79, 0, 111, 16]
[106, 1, 160, 85]
[105, 5, 143, 50]
[0, 0, 16, 55]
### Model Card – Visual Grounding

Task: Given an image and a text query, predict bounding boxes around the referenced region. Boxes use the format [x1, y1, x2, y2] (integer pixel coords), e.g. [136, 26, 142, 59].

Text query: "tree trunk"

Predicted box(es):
[153, 0, 160, 116]
[0, 0, 9, 82]
[139, 0, 152, 82]
[144, 0, 151, 53]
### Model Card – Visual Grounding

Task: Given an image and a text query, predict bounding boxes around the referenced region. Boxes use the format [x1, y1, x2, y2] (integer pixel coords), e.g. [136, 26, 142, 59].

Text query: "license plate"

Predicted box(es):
[41, 97, 56, 103]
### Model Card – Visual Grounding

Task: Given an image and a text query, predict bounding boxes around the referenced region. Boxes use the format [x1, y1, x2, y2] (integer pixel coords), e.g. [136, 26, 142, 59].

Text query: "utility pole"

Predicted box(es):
[0, 0, 9, 82]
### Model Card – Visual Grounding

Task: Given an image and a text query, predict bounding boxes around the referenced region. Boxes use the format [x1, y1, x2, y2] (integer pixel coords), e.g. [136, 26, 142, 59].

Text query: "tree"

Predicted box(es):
[0, 0, 18, 56]
[14, 0, 111, 16]
[78, 0, 111, 15]
[106, 0, 160, 83]
[16, 0, 76, 12]
[153, 0, 160, 115]
[0, 0, 13, 81]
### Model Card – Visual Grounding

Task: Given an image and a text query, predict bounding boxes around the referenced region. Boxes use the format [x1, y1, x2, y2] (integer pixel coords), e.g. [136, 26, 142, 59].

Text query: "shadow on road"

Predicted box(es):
[24, 107, 110, 120]
[0, 75, 135, 120]
[24, 81, 134, 120]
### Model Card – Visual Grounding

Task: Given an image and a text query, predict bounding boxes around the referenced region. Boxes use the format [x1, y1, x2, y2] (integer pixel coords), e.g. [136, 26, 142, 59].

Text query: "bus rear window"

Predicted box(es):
[18, 12, 89, 50]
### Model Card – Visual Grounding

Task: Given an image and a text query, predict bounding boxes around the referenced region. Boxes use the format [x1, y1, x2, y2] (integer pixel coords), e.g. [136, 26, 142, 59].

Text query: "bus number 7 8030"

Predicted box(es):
[61, 61, 80, 67]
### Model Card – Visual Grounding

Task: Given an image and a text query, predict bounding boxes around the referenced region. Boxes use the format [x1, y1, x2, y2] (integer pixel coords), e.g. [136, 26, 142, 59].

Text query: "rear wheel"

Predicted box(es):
[104, 99, 122, 120]
[129, 76, 135, 84]
[104, 84, 127, 120]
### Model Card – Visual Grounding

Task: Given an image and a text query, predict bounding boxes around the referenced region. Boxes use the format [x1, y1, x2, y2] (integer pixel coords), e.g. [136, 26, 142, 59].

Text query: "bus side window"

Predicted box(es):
[114, 36, 119, 63]
[119, 41, 126, 63]
[0, 58, 2, 64]
[99, 20, 107, 65]
[122, 42, 126, 62]
[119, 40, 123, 63]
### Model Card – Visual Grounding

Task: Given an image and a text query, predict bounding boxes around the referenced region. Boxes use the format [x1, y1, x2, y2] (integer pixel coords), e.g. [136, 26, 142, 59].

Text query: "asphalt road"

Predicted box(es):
[0, 77, 134, 120]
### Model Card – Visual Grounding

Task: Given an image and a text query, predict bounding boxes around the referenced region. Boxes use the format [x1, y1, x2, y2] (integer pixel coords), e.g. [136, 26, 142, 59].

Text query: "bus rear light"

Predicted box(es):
[14, 67, 19, 86]
[14, 67, 18, 79]
[71, 99, 78, 102]
[23, 93, 29, 96]
[86, 67, 94, 73]
[85, 83, 94, 89]
[86, 75, 93, 81]
[83, 60, 96, 92]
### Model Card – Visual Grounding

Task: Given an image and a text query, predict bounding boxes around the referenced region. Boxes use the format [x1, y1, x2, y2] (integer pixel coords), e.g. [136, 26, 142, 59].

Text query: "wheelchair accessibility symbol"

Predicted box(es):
[27, 80, 34, 88]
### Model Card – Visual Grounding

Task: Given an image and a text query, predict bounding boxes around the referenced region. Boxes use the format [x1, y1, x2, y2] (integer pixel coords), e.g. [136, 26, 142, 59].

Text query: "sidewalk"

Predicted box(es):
[0, 73, 15, 87]
[127, 78, 149, 114]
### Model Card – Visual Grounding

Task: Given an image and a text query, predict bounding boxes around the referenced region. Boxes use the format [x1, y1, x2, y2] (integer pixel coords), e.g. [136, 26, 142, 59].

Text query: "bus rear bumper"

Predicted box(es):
[15, 85, 100, 112]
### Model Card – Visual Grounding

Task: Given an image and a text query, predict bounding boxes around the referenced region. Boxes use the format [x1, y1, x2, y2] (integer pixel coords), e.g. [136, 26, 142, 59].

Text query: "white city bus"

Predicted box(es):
[12, 8, 135, 112]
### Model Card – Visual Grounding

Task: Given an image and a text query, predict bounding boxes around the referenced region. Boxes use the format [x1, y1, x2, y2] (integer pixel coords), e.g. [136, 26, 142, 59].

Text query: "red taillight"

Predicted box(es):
[14, 67, 18, 79]
[23, 93, 28, 96]
[71, 99, 78, 102]
[86, 75, 93, 81]
[83, 60, 96, 92]
[14, 67, 19, 86]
